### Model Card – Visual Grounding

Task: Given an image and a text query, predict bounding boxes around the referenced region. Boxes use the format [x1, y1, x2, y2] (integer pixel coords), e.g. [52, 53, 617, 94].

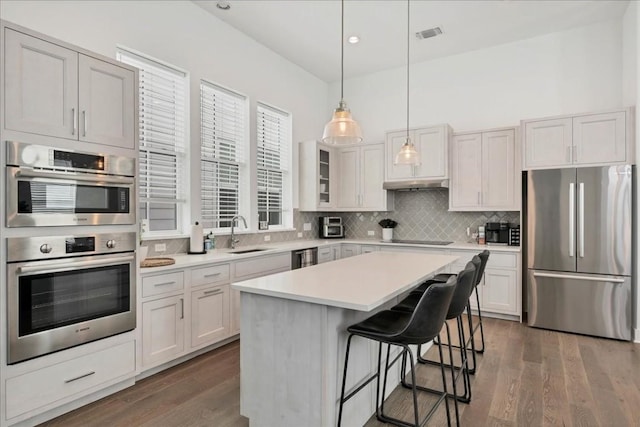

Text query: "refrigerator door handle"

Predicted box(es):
[578, 182, 585, 258]
[569, 183, 575, 257]
[532, 271, 626, 283]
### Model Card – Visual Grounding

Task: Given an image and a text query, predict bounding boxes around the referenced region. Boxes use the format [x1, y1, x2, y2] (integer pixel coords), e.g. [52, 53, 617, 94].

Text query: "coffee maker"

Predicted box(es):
[485, 222, 509, 245]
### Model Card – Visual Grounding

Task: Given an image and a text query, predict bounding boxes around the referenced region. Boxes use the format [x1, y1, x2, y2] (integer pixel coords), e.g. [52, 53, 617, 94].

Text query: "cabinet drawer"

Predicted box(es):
[142, 271, 184, 298]
[318, 247, 334, 264]
[487, 253, 517, 269]
[6, 341, 135, 419]
[234, 252, 291, 280]
[191, 263, 230, 287]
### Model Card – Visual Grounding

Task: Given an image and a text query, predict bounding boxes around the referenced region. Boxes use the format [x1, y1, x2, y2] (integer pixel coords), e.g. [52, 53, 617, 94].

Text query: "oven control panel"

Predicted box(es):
[7, 232, 136, 262]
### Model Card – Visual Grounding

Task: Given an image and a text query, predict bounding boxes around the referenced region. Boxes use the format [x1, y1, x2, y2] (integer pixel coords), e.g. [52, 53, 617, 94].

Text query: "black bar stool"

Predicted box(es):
[391, 261, 478, 425]
[337, 277, 457, 427]
[414, 250, 489, 374]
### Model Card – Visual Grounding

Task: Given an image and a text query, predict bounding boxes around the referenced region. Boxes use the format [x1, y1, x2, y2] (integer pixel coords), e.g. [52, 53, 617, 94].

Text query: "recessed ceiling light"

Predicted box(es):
[216, 1, 231, 10]
[347, 35, 360, 44]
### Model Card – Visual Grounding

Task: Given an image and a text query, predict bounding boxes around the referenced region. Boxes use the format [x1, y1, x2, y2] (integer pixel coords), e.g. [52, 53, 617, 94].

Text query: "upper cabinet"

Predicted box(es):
[337, 143, 392, 211]
[385, 124, 451, 182]
[298, 140, 338, 211]
[4, 27, 136, 150]
[299, 141, 392, 212]
[522, 109, 633, 170]
[449, 127, 520, 211]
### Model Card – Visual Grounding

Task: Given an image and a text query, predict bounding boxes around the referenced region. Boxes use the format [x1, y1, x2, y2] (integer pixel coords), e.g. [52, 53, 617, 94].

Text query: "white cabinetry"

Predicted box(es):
[3, 27, 136, 149]
[385, 125, 451, 182]
[337, 143, 392, 211]
[318, 245, 337, 264]
[341, 244, 361, 258]
[191, 285, 230, 348]
[522, 109, 633, 170]
[141, 295, 185, 367]
[449, 128, 519, 211]
[298, 141, 337, 210]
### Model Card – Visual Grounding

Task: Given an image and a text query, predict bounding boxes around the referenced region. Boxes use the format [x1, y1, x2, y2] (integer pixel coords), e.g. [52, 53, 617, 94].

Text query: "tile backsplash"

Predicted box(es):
[143, 190, 519, 256]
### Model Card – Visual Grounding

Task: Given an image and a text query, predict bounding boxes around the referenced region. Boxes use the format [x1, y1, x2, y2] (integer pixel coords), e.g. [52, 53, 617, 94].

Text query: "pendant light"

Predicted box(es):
[322, 0, 363, 145]
[394, 0, 420, 165]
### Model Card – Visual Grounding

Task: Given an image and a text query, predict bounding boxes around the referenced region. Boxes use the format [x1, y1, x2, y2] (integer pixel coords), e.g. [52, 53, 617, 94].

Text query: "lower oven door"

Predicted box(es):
[7, 252, 136, 364]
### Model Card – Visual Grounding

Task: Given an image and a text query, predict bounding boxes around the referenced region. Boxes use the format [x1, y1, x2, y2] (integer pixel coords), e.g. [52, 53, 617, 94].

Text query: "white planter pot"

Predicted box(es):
[382, 228, 393, 242]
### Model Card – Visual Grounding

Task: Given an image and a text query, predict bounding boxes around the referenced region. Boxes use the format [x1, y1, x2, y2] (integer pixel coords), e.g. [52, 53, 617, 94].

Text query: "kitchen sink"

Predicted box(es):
[230, 248, 269, 254]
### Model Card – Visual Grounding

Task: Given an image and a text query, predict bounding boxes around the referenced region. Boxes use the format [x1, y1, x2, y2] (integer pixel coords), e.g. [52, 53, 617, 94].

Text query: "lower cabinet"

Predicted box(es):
[360, 245, 379, 254]
[481, 269, 518, 313]
[318, 245, 335, 264]
[191, 284, 230, 348]
[341, 244, 361, 258]
[230, 289, 241, 335]
[141, 295, 185, 367]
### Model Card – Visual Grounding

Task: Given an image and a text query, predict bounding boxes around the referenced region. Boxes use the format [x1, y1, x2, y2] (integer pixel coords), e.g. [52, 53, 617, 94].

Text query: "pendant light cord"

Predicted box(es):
[406, 0, 410, 141]
[340, 0, 345, 102]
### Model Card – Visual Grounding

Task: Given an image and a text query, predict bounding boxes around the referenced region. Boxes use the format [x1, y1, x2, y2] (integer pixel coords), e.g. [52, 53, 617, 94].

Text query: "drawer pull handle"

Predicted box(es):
[154, 281, 176, 287]
[204, 289, 223, 296]
[204, 273, 222, 278]
[65, 371, 95, 383]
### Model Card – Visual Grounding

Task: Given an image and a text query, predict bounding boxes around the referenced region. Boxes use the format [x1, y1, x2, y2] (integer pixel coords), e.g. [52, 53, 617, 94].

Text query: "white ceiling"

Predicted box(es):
[194, 0, 630, 83]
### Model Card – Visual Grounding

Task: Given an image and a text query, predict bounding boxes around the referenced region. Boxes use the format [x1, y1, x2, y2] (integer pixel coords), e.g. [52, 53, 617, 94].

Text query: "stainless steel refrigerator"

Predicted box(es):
[527, 165, 633, 340]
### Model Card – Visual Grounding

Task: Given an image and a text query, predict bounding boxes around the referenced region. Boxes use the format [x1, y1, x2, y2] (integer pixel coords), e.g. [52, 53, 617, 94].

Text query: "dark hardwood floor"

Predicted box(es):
[41, 318, 640, 427]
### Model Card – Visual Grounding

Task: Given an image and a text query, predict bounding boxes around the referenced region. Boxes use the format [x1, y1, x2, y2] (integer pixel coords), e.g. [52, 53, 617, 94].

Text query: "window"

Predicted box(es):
[117, 48, 188, 235]
[200, 81, 248, 230]
[256, 103, 292, 228]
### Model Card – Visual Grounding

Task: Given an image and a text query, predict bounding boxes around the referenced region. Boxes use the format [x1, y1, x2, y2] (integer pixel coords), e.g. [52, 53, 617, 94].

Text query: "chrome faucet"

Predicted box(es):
[230, 215, 247, 249]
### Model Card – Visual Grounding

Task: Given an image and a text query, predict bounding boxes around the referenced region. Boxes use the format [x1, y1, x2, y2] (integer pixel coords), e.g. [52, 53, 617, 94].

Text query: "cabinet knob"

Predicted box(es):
[106, 240, 116, 249]
[39, 244, 52, 254]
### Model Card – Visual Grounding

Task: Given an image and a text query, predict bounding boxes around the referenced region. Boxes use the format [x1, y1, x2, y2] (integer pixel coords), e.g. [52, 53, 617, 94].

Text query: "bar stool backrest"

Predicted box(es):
[399, 276, 457, 345]
[447, 260, 478, 319]
[476, 250, 490, 287]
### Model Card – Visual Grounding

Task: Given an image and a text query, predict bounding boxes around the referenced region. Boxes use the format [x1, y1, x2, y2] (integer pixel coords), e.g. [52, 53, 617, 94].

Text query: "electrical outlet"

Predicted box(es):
[264, 235, 271, 242]
[303, 222, 312, 231]
[367, 230, 375, 236]
[297, 232, 303, 238]
[155, 243, 166, 253]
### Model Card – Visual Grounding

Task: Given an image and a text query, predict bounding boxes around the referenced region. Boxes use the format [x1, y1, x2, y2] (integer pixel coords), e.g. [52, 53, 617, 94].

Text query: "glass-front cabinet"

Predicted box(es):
[298, 140, 336, 211]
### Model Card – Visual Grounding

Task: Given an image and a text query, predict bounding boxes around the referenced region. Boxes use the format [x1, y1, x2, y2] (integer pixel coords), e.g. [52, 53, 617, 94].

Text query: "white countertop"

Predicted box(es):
[139, 238, 519, 274]
[231, 252, 459, 311]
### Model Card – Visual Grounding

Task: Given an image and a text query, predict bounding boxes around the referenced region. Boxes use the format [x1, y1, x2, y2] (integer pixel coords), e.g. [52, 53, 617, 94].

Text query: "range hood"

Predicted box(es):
[383, 179, 449, 190]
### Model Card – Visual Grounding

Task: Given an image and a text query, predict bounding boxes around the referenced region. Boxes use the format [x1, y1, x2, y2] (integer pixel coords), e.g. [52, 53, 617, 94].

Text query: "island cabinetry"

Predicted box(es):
[522, 108, 633, 169]
[385, 125, 451, 182]
[449, 127, 520, 211]
[4, 26, 136, 149]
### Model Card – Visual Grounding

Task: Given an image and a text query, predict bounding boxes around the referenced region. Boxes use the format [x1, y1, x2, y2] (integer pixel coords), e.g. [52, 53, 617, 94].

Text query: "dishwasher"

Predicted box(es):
[291, 247, 318, 269]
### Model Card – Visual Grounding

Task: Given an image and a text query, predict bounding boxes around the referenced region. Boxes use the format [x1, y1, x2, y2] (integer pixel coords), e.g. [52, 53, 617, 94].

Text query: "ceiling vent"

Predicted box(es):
[416, 27, 442, 40]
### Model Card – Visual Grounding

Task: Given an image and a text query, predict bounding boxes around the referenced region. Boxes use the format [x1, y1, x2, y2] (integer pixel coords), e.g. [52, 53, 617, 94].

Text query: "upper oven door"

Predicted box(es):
[7, 252, 136, 364]
[6, 166, 135, 227]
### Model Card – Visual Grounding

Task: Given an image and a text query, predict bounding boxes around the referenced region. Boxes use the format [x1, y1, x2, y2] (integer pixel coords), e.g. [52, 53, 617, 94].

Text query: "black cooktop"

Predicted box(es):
[389, 239, 453, 246]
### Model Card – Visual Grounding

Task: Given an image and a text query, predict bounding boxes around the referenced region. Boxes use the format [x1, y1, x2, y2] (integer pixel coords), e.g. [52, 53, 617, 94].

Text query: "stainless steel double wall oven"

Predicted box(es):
[5, 141, 137, 364]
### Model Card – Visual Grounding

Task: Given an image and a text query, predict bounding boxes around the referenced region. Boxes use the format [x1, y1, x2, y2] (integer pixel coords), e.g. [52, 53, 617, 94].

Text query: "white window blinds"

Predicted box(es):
[117, 49, 187, 233]
[256, 103, 291, 226]
[200, 81, 247, 229]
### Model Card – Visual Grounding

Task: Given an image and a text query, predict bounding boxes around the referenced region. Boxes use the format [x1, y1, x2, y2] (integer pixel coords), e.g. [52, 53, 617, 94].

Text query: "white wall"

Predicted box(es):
[0, 0, 329, 216]
[330, 19, 624, 140]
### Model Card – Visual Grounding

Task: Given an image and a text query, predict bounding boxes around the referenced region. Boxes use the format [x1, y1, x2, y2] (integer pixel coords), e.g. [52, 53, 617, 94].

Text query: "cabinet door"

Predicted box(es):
[337, 147, 360, 208]
[230, 288, 241, 335]
[481, 269, 517, 314]
[142, 296, 184, 367]
[414, 126, 447, 179]
[385, 130, 414, 180]
[573, 112, 626, 165]
[360, 245, 379, 254]
[341, 244, 361, 258]
[318, 147, 333, 208]
[4, 29, 78, 139]
[78, 54, 135, 149]
[318, 246, 334, 264]
[360, 144, 385, 209]
[191, 285, 230, 347]
[450, 133, 482, 209]
[524, 118, 572, 169]
[482, 129, 517, 210]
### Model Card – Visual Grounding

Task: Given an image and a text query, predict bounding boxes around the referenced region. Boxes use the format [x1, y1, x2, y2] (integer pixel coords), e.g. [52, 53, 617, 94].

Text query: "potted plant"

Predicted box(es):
[378, 218, 398, 242]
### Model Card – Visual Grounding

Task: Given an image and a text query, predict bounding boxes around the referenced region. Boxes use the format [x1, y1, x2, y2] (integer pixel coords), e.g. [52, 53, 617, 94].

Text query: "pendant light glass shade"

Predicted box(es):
[322, 100, 363, 144]
[393, 0, 420, 165]
[394, 137, 421, 165]
[323, 0, 362, 145]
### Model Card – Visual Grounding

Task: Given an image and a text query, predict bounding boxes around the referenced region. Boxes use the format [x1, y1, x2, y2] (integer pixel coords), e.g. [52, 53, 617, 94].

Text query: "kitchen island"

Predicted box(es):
[232, 251, 458, 427]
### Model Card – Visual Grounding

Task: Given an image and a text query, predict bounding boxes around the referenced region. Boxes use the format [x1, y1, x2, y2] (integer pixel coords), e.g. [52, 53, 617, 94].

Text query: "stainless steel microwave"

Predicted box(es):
[319, 216, 344, 239]
[6, 141, 136, 227]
